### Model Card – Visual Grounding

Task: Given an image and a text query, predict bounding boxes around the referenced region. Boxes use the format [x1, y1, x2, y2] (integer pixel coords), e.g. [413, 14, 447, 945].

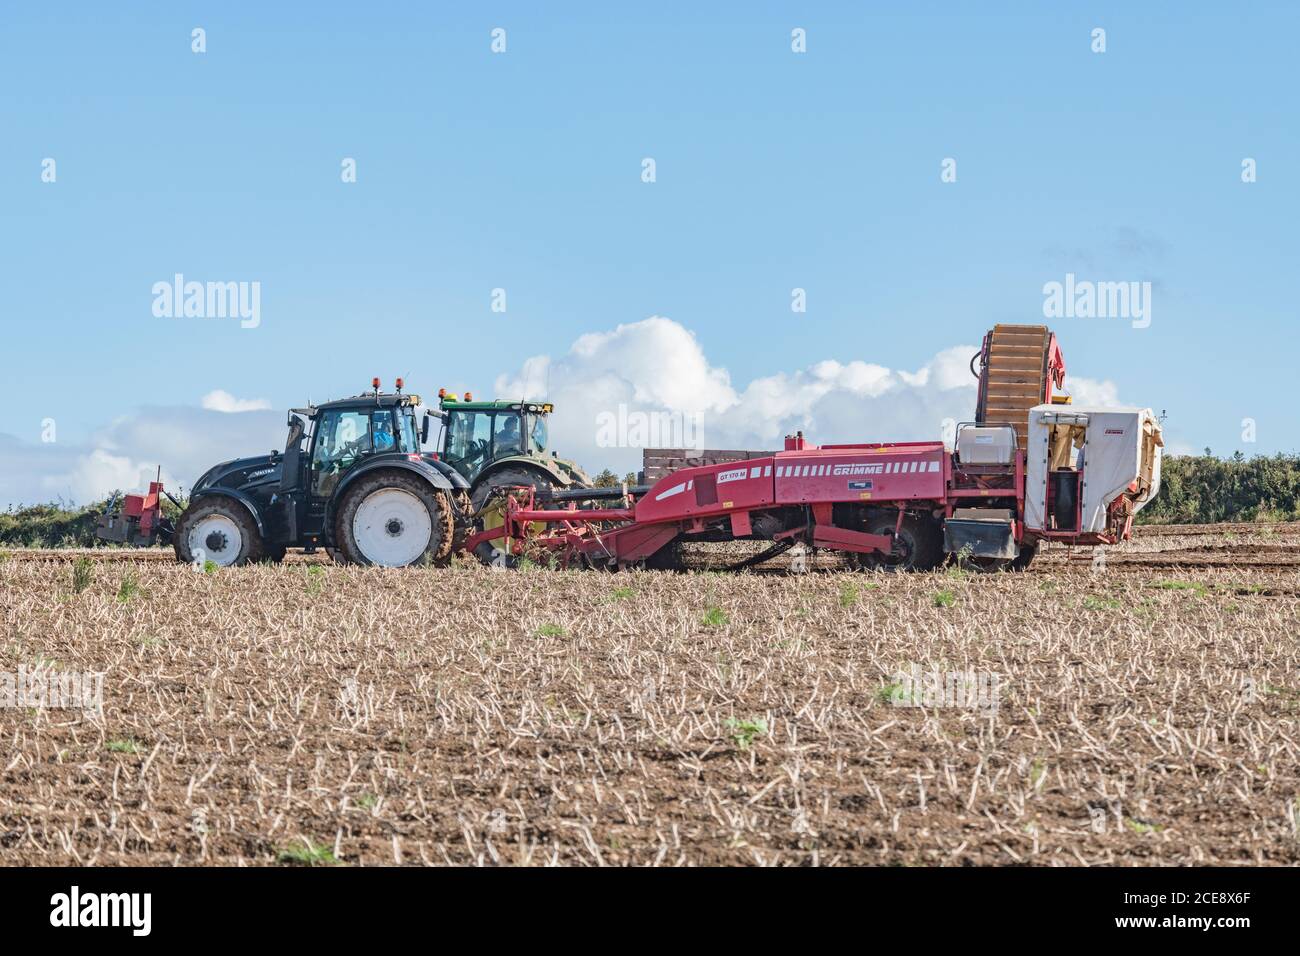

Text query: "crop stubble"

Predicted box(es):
[1, 524, 1297, 866]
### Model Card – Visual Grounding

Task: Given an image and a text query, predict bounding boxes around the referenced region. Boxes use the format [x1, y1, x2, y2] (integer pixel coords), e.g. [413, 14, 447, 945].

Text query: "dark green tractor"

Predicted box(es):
[425, 393, 590, 510]
[169, 382, 471, 567]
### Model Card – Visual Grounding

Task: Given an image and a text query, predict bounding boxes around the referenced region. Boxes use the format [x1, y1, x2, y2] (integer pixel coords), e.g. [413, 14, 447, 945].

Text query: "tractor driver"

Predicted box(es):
[371, 413, 396, 453]
[495, 414, 521, 455]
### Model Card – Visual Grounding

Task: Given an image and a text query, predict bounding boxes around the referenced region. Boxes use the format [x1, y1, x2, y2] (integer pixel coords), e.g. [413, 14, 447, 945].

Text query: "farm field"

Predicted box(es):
[1, 523, 1298, 866]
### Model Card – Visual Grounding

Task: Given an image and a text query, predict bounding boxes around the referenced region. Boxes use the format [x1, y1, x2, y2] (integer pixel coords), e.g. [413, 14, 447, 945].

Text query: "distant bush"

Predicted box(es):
[590, 468, 639, 488]
[1140, 453, 1300, 524]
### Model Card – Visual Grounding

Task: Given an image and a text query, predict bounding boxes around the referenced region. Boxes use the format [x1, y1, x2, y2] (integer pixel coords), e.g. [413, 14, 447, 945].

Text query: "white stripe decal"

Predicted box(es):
[928, 460, 939, 472]
[655, 482, 686, 501]
[750, 466, 761, 478]
[764, 465, 772, 477]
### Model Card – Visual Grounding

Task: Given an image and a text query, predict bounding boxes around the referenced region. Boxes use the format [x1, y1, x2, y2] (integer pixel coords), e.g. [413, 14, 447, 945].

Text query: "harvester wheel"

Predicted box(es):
[642, 539, 685, 572]
[854, 514, 943, 572]
[335, 472, 454, 567]
[957, 555, 1012, 573]
[1010, 542, 1038, 571]
[174, 498, 264, 567]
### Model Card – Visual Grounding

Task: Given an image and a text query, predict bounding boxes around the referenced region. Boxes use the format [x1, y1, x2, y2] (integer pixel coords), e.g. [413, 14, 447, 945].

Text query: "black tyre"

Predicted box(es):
[174, 498, 264, 567]
[642, 539, 685, 572]
[469, 465, 556, 512]
[1010, 542, 1038, 571]
[334, 471, 453, 567]
[450, 490, 473, 557]
[956, 555, 1012, 573]
[855, 513, 943, 572]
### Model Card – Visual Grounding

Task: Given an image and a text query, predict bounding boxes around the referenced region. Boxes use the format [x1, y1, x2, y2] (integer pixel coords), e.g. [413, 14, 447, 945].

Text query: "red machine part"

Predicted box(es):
[125, 482, 165, 538]
[467, 439, 958, 567]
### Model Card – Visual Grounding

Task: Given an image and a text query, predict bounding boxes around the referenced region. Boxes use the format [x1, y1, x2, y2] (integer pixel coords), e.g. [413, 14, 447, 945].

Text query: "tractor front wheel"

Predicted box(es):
[174, 499, 264, 567]
[335, 472, 454, 567]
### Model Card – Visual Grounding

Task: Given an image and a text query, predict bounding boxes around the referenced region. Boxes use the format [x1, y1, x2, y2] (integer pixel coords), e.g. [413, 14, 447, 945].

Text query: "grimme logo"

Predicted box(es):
[152, 273, 261, 328]
[49, 886, 151, 936]
[1042, 272, 1151, 329]
[832, 463, 884, 476]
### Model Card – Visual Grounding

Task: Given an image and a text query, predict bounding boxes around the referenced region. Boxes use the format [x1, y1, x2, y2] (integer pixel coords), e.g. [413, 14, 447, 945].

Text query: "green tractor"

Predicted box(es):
[425, 391, 590, 510]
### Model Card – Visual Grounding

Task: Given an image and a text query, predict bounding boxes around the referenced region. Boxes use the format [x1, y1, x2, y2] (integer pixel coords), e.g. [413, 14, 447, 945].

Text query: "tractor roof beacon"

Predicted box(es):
[427, 389, 591, 510]
[174, 379, 472, 568]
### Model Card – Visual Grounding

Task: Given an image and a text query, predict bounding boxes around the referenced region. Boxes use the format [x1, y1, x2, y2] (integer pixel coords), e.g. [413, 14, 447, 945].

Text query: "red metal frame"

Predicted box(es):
[465, 425, 1141, 568]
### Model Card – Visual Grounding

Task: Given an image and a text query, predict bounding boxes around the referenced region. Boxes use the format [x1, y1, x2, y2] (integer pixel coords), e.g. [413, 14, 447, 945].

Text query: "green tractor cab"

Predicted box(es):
[424, 391, 590, 510]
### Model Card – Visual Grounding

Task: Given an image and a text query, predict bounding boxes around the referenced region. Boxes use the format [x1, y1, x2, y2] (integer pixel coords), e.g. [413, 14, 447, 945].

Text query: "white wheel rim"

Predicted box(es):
[189, 515, 243, 566]
[352, 488, 431, 566]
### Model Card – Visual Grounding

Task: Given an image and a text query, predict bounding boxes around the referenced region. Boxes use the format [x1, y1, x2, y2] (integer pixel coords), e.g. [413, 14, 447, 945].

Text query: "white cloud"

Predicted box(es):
[494, 317, 1121, 477]
[201, 390, 271, 413]
[1, 407, 283, 508]
[1062, 376, 1122, 408]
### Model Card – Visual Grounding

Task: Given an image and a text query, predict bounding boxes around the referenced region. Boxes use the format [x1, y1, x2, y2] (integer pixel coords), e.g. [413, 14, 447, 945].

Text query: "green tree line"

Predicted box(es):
[1137, 452, 1300, 524]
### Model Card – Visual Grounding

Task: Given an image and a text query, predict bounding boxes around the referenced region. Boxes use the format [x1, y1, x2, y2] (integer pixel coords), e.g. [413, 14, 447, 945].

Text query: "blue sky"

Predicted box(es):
[2, 2, 1297, 505]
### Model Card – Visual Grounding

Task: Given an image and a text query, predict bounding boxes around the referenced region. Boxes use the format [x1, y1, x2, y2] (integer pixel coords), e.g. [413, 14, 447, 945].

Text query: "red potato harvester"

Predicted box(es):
[466, 325, 1164, 572]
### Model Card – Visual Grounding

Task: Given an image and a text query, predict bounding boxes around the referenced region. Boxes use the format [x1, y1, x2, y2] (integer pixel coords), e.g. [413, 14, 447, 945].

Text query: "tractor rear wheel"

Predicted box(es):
[470, 465, 556, 512]
[450, 490, 473, 557]
[854, 513, 943, 572]
[335, 472, 454, 567]
[174, 499, 264, 567]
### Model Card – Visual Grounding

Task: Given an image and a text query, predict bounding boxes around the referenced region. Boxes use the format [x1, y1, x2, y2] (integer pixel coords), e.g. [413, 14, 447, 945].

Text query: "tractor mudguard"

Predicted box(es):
[335, 457, 457, 499]
[478, 456, 576, 489]
[190, 489, 267, 539]
[421, 456, 472, 490]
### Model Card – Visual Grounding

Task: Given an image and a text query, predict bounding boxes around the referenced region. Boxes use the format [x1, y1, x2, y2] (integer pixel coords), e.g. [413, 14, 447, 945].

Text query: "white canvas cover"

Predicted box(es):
[1025, 405, 1163, 533]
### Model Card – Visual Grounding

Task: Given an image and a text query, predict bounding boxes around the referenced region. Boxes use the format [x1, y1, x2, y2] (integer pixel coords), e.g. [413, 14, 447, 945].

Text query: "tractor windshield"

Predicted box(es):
[530, 414, 548, 454]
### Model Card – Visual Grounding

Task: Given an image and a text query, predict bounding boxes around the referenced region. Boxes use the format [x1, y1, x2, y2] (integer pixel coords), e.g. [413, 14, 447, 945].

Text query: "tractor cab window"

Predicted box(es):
[444, 409, 493, 479]
[396, 408, 419, 454]
[371, 410, 397, 453]
[493, 412, 523, 456]
[311, 409, 372, 497]
[530, 414, 548, 455]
